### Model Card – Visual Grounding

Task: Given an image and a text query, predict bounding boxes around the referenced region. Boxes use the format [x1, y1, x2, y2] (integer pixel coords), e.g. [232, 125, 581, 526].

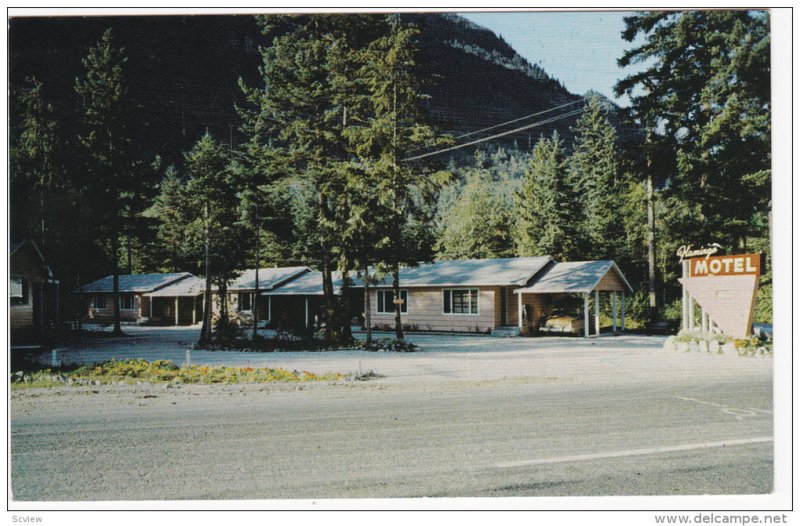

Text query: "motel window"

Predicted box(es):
[92, 296, 106, 309]
[443, 289, 479, 315]
[119, 295, 135, 310]
[10, 277, 28, 306]
[377, 290, 407, 314]
[238, 292, 253, 312]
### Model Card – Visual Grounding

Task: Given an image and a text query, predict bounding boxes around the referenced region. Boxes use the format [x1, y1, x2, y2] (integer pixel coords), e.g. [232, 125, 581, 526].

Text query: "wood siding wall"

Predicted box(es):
[10, 246, 47, 332]
[518, 293, 555, 332]
[86, 293, 143, 322]
[595, 269, 627, 291]
[369, 287, 496, 333]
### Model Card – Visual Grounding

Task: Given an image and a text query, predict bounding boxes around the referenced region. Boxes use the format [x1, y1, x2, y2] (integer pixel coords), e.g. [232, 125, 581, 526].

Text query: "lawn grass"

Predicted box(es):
[10, 358, 346, 389]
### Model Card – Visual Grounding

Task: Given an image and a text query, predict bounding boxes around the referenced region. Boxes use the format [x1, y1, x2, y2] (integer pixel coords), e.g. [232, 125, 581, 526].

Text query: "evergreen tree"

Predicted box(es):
[436, 159, 514, 260]
[239, 14, 369, 342]
[354, 14, 451, 339]
[74, 29, 141, 336]
[616, 10, 771, 318]
[514, 131, 579, 261]
[569, 96, 622, 260]
[181, 133, 244, 345]
[11, 77, 63, 248]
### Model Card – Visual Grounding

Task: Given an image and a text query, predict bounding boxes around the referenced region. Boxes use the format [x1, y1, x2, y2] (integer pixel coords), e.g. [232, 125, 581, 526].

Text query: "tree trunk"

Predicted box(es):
[252, 223, 260, 341]
[127, 233, 133, 274]
[646, 171, 658, 323]
[321, 250, 335, 340]
[220, 282, 229, 322]
[363, 263, 372, 346]
[319, 190, 336, 342]
[198, 203, 213, 346]
[340, 270, 352, 340]
[392, 263, 404, 340]
[111, 236, 123, 336]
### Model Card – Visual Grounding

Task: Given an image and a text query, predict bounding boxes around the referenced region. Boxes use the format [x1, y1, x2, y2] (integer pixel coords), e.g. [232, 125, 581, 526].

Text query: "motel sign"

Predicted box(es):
[677, 248, 761, 339]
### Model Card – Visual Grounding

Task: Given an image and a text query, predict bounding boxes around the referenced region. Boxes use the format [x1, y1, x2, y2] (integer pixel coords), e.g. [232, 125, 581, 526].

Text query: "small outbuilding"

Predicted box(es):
[10, 239, 59, 338]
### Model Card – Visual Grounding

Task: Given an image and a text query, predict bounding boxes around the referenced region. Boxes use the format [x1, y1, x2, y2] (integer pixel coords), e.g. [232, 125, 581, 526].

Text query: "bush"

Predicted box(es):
[359, 338, 419, 352]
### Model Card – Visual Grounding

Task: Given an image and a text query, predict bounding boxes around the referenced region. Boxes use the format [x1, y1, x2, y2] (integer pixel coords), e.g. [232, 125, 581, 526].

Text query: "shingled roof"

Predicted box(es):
[369, 256, 553, 288]
[78, 273, 193, 293]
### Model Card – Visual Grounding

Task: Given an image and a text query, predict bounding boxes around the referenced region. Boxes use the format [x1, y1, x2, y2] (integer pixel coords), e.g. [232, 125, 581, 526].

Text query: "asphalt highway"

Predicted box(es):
[10, 354, 772, 500]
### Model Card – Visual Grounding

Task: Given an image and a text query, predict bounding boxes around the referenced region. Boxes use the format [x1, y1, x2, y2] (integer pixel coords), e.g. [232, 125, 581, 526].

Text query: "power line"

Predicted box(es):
[401, 107, 586, 163]
[453, 96, 590, 141]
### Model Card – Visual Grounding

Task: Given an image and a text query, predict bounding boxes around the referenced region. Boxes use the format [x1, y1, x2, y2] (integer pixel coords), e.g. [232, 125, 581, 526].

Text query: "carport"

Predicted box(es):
[143, 276, 205, 325]
[514, 260, 633, 337]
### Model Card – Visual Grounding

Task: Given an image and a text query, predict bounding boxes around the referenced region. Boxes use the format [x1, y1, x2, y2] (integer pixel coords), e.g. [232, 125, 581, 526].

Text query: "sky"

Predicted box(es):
[459, 11, 644, 106]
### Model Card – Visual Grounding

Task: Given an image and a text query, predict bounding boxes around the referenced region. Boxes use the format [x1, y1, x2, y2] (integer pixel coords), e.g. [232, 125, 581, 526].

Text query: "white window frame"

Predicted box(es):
[119, 295, 135, 311]
[442, 288, 480, 316]
[376, 289, 408, 314]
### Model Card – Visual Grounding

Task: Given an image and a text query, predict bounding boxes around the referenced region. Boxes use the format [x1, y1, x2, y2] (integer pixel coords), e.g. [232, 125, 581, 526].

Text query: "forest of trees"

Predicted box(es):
[10, 11, 772, 344]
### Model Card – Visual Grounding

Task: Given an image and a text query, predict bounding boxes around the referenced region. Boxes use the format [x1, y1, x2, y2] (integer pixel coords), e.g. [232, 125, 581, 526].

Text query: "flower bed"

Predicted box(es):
[10, 358, 347, 389]
[663, 330, 772, 357]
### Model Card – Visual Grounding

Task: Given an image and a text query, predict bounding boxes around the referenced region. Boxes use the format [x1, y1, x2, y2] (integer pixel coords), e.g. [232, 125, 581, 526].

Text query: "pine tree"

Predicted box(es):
[74, 29, 140, 336]
[239, 14, 369, 342]
[182, 133, 244, 345]
[514, 131, 579, 261]
[353, 14, 451, 339]
[11, 77, 63, 249]
[436, 158, 514, 260]
[569, 96, 622, 260]
[616, 11, 771, 318]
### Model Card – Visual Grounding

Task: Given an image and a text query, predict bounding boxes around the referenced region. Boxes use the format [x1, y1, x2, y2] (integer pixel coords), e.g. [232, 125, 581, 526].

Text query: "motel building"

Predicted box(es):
[76, 256, 632, 337]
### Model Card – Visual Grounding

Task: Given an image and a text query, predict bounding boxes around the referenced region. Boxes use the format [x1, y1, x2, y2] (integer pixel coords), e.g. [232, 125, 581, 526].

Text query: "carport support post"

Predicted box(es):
[612, 292, 618, 333]
[174, 297, 179, 325]
[583, 293, 590, 338]
[594, 290, 600, 337]
[304, 297, 309, 328]
[701, 308, 708, 333]
[621, 292, 626, 332]
[192, 300, 196, 325]
[268, 296, 272, 322]
[517, 293, 523, 330]
[150, 297, 153, 319]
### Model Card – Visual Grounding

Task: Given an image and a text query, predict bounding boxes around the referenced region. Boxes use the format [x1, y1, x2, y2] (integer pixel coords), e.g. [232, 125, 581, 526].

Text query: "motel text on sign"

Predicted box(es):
[689, 254, 760, 278]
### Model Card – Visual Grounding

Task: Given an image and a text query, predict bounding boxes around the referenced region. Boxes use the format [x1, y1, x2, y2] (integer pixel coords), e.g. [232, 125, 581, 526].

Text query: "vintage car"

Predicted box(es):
[539, 312, 587, 335]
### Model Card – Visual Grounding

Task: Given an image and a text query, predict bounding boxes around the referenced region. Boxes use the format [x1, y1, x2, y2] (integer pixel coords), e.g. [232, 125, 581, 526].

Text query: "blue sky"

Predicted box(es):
[459, 11, 644, 106]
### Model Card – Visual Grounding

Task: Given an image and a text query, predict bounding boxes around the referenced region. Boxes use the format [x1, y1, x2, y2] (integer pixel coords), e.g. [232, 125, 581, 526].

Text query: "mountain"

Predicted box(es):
[9, 13, 641, 167]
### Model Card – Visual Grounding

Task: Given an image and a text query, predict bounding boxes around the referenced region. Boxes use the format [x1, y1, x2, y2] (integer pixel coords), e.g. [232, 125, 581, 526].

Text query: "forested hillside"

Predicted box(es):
[9, 13, 638, 168]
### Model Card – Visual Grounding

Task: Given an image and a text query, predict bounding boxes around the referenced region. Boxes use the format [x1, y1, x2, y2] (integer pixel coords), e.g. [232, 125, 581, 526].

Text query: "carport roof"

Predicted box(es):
[229, 267, 310, 291]
[145, 276, 206, 297]
[514, 260, 633, 294]
[262, 271, 357, 296]
[369, 256, 553, 288]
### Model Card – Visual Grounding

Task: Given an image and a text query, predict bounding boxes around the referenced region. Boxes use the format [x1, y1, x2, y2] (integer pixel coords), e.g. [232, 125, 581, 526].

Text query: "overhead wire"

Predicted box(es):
[401, 106, 586, 162]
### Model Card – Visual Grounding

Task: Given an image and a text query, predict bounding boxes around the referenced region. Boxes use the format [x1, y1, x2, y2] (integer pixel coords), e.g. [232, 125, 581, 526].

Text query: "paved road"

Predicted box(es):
[10, 332, 772, 500]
